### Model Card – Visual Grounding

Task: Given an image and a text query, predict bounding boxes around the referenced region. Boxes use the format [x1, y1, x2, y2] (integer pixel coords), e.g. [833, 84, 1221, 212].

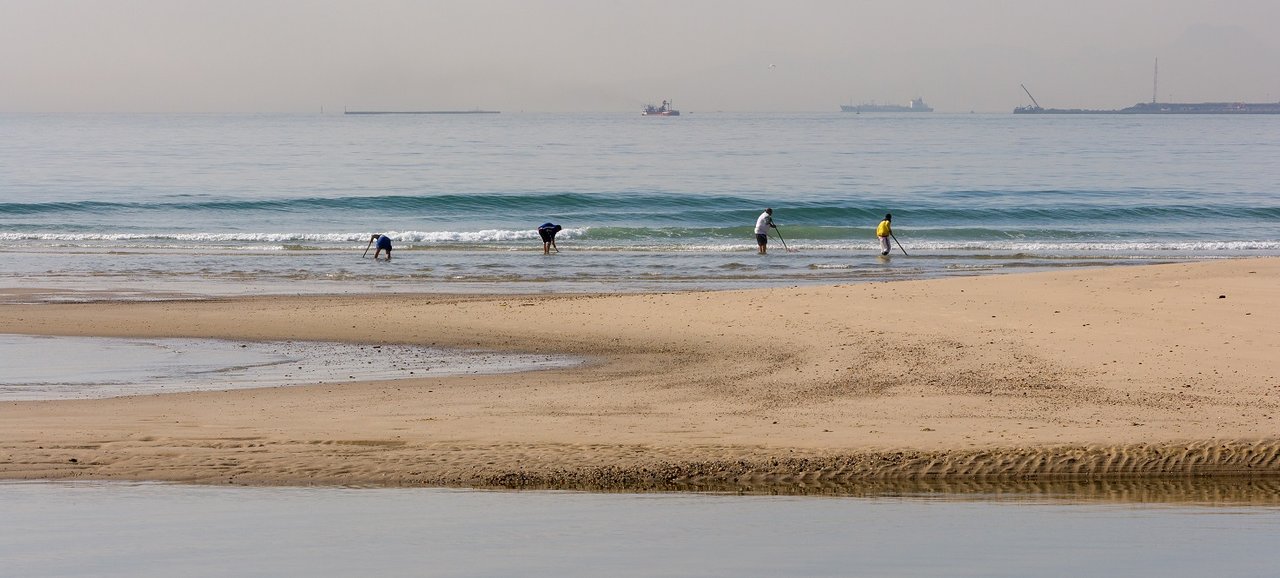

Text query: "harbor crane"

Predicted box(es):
[1020, 84, 1042, 110]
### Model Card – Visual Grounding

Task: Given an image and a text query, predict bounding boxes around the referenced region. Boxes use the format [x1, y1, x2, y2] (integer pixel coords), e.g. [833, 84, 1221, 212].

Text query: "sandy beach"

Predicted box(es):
[1, 258, 1277, 489]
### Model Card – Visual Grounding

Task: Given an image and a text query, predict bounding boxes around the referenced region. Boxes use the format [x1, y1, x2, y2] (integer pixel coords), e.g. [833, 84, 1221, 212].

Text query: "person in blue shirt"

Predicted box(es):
[371, 233, 393, 261]
[537, 222, 562, 254]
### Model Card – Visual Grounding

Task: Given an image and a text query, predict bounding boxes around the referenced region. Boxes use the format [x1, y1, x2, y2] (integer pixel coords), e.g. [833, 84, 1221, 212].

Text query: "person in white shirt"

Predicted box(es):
[754, 208, 776, 255]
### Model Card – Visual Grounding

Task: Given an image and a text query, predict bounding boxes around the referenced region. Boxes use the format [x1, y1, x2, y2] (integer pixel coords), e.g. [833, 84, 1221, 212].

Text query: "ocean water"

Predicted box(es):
[2, 112, 1277, 299]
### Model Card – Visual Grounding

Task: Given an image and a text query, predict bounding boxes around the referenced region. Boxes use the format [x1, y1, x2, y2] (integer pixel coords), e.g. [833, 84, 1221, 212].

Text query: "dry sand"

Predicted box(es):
[1, 258, 1278, 490]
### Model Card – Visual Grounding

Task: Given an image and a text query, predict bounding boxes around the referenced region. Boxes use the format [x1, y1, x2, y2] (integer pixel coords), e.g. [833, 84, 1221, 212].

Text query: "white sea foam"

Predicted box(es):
[1, 230, 1276, 255]
[907, 240, 1280, 252]
[0, 228, 590, 245]
[391, 228, 584, 243]
[0, 232, 368, 243]
[762, 240, 1280, 253]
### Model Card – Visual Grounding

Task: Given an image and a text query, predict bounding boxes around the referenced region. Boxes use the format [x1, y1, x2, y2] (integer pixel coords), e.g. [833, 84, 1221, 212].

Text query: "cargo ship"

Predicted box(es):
[344, 109, 499, 115]
[840, 97, 933, 113]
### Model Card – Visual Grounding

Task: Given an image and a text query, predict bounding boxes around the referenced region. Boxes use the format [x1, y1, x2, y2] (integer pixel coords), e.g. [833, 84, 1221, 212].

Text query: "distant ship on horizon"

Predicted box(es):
[840, 97, 933, 113]
[344, 108, 499, 115]
[642, 100, 679, 116]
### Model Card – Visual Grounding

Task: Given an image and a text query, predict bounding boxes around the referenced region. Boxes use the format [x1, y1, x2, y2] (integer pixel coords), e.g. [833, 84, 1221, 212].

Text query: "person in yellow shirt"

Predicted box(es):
[876, 214, 893, 255]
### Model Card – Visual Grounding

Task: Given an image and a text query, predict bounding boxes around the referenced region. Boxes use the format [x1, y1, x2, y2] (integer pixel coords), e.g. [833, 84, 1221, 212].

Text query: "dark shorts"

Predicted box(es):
[539, 229, 557, 242]
[756, 234, 768, 245]
[376, 237, 392, 251]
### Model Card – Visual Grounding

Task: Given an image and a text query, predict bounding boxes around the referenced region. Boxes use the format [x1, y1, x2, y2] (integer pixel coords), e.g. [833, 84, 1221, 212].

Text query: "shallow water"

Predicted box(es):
[0, 334, 579, 400]
[1, 481, 1277, 578]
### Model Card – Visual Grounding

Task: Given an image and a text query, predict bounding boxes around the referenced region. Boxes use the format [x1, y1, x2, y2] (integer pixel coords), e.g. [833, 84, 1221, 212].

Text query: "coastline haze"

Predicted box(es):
[1, 0, 1278, 113]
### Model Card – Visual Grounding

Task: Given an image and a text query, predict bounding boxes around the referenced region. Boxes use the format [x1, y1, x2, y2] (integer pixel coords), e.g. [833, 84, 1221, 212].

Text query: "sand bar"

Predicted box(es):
[1, 259, 1278, 490]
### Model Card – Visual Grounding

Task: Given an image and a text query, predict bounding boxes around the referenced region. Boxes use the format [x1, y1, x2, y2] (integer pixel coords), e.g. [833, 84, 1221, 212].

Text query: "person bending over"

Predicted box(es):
[537, 222, 562, 255]
[371, 234, 393, 260]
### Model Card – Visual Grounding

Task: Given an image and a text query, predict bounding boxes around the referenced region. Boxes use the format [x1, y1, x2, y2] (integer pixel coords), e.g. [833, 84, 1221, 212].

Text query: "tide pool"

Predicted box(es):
[0, 334, 579, 400]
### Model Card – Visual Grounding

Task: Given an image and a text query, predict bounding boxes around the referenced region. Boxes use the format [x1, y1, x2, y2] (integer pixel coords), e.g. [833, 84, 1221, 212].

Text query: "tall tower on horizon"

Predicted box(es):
[1152, 57, 1159, 104]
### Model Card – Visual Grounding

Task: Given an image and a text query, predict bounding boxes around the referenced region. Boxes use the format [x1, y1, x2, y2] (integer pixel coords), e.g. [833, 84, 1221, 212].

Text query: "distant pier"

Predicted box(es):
[1014, 102, 1280, 114]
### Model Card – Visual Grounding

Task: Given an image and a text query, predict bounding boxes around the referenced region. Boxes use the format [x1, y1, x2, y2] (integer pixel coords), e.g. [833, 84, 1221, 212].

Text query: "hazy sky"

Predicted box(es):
[3, 0, 1278, 113]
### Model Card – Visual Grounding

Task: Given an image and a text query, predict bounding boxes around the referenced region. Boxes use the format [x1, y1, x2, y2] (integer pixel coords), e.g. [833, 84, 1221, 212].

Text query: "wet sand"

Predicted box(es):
[1, 258, 1278, 489]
